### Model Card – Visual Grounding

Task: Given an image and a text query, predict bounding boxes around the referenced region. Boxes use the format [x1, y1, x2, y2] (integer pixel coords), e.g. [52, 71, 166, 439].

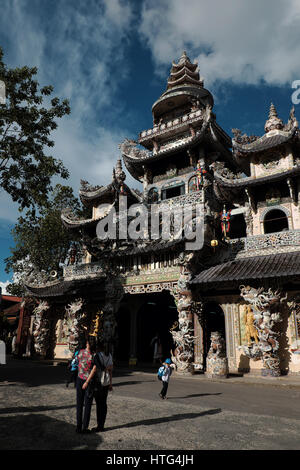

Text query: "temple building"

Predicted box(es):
[25, 52, 300, 377]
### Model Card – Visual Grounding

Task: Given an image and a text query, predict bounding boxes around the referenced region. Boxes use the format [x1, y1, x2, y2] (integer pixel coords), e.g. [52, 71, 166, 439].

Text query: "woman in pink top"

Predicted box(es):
[75, 336, 96, 433]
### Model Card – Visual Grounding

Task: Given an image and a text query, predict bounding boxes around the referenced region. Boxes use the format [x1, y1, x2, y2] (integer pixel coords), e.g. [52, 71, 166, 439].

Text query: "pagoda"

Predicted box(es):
[25, 53, 300, 378]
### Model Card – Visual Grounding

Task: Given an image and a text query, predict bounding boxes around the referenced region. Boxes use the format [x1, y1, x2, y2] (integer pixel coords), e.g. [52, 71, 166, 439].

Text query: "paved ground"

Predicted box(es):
[1, 357, 300, 451]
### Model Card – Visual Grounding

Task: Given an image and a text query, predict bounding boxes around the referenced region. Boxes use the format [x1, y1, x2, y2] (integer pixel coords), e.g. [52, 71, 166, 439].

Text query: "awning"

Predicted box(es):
[190, 252, 300, 286]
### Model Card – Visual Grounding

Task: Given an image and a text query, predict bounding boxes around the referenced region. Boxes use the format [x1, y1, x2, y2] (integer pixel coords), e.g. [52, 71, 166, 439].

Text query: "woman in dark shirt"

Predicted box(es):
[83, 341, 113, 432]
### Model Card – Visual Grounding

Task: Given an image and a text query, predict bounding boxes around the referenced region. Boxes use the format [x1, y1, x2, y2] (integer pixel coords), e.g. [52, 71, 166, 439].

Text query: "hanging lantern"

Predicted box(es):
[211, 239, 219, 252]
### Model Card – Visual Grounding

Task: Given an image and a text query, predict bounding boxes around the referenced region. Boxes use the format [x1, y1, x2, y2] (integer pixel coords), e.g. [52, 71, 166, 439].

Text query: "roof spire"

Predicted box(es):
[265, 102, 283, 133]
[167, 51, 203, 90]
[113, 158, 126, 185]
[178, 50, 191, 65]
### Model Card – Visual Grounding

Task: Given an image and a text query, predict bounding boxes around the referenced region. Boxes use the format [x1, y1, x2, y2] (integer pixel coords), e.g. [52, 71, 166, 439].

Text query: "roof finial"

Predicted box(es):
[178, 50, 190, 64]
[269, 102, 278, 118]
[265, 102, 283, 133]
[113, 158, 126, 185]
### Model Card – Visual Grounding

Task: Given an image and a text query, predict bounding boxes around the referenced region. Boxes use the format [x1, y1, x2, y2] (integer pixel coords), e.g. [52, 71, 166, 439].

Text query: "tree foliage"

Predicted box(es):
[0, 47, 70, 210]
[5, 184, 90, 296]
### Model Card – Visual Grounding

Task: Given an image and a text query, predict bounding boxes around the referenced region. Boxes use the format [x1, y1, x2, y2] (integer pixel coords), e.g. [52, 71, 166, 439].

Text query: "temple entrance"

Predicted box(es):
[115, 305, 131, 362]
[115, 291, 178, 365]
[203, 302, 226, 370]
[136, 292, 178, 363]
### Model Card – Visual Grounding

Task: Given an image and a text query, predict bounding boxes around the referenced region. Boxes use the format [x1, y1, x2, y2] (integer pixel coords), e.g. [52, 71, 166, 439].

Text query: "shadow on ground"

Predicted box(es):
[105, 408, 222, 431]
[0, 359, 150, 388]
[0, 413, 102, 450]
[0, 404, 76, 415]
[167, 393, 222, 399]
[113, 380, 156, 388]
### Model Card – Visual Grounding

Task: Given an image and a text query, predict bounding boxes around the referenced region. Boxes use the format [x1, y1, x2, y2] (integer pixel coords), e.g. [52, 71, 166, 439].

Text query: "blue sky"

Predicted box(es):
[1, 0, 300, 291]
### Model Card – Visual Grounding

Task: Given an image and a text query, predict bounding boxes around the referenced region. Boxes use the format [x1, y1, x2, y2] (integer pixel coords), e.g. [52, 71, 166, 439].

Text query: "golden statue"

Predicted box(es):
[242, 305, 259, 346]
[90, 310, 103, 337]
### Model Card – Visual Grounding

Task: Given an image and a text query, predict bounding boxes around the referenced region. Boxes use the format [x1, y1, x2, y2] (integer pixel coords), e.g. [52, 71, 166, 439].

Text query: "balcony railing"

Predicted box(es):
[139, 109, 202, 141]
[63, 262, 104, 280]
[228, 229, 300, 256]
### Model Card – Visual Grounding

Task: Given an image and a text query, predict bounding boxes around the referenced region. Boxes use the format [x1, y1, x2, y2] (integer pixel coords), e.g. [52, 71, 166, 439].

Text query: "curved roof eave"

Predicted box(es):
[214, 164, 300, 188]
[232, 129, 297, 155]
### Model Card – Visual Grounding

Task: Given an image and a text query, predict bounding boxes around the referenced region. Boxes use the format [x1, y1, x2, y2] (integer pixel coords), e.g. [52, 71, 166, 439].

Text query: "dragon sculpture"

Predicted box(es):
[32, 301, 50, 357]
[64, 298, 87, 353]
[239, 285, 287, 375]
[205, 331, 228, 378]
[170, 258, 198, 372]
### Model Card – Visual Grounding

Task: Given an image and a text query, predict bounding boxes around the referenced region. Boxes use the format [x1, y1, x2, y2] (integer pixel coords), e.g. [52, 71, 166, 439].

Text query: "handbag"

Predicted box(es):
[95, 352, 111, 387]
[100, 369, 110, 386]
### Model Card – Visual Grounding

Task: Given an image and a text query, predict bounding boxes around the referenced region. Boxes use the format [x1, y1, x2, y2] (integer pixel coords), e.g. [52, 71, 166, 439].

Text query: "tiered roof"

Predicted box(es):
[232, 104, 299, 155]
[167, 51, 203, 90]
[151, 52, 214, 122]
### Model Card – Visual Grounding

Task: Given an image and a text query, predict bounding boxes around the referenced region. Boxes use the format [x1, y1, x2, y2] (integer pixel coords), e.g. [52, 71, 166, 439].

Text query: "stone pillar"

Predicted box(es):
[129, 309, 138, 364]
[100, 274, 124, 354]
[64, 298, 88, 353]
[239, 285, 287, 377]
[170, 259, 197, 373]
[32, 301, 51, 357]
[192, 299, 205, 371]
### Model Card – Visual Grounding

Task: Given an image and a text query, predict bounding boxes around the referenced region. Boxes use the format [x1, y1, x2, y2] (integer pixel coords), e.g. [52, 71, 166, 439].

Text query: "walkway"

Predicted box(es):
[1, 357, 300, 450]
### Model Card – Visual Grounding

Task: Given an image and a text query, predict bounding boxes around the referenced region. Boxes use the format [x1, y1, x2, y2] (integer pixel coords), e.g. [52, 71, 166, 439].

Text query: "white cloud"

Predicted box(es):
[139, 0, 300, 87]
[0, 280, 10, 294]
[0, 0, 137, 222]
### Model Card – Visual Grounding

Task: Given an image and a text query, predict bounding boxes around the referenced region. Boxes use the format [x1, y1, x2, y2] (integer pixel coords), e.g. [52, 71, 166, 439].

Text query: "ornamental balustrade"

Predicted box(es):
[139, 109, 203, 140]
[157, 190, 204, 206]
[63, 254, 181, 281]
[63, 262, 104, 280]
[228, 229, 300, 257]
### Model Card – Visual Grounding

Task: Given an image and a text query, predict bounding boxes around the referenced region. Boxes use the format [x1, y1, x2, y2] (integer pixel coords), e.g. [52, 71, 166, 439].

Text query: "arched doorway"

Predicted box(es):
[264, 209, 289, 234]
[136, 292, 178, 363]
[115, 306, 131, 362]
[203, 302, 226, 369]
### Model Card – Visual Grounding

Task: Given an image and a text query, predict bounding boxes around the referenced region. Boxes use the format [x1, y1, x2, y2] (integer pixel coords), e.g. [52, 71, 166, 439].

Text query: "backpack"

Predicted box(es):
[157, 365, 165, 381]
[68, 350, 79, 371]
[94, 352, 111, 387]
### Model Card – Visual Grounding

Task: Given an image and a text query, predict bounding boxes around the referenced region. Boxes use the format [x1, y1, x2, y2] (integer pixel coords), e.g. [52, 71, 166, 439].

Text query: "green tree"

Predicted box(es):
[0, 47, 70, 210]
[5, 184, 89, 296]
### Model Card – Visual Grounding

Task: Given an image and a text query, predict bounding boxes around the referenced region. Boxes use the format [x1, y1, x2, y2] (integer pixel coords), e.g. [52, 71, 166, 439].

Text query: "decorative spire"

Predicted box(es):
[113, 159, 126, 185]
[264, 102, 284, 133]
[178, 51, 192, 65]
[167, 51, 203, 90]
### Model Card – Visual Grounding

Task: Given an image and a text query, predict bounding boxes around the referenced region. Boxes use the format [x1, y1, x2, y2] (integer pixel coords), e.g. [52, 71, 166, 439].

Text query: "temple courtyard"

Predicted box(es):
[1, 357, 300, 451]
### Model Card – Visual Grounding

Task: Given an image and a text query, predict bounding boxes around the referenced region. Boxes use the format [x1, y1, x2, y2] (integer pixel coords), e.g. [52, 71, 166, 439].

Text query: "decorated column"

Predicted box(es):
[170, 256, 197, 373]
[32, 301, 51, 357]
[64, 298, 88, 353]
[100, 274, 124, 352]
[239, 285, 287, 377]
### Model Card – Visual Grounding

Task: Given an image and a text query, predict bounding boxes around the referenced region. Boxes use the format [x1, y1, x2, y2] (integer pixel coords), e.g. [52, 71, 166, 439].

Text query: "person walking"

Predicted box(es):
[75, 336, 96, 434]
[83, 340, 113, 432]
[11, 331, 18, 356]
[159, 358, 174, 400]
[150, 332, 163, 365]
[66, 341, 82, 388]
